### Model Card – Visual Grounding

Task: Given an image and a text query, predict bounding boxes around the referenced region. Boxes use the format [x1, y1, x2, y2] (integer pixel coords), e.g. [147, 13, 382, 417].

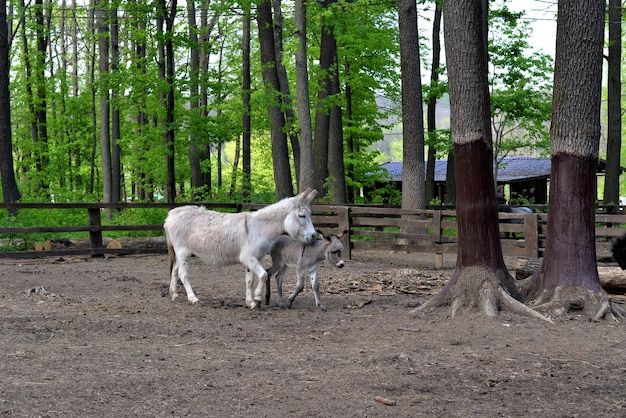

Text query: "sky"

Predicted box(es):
[508, 0, 558, 59]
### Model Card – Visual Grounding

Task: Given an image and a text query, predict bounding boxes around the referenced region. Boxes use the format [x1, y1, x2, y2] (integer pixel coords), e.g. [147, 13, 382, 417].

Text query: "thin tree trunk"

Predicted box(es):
[294, 0, 313, 192]
[188, 0, 202, 196]
[110, 6, 121, 204]
[398, 0, 426, 214]
[242, 4, 251, 201]
[313, 0, 337, 198]
[603, 0, 621, 211]
[96, 3, 112, 205]
[425, 2, 442, 204]
[257, 0, 293, 199]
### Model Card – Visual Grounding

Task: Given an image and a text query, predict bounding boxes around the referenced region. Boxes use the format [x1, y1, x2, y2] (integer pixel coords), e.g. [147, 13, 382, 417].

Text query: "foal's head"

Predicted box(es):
[284, 188, 318, 245]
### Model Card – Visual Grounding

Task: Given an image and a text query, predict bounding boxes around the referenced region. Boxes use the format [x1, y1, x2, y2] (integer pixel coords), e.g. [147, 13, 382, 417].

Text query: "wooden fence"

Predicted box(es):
[0, 203, 624, 267]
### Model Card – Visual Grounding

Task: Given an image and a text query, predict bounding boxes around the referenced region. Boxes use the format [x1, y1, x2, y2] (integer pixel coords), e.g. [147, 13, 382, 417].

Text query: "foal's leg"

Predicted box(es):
[309, 268, 326, 311]
[286, 270, 306, 309]
[276, 266, 289, 309]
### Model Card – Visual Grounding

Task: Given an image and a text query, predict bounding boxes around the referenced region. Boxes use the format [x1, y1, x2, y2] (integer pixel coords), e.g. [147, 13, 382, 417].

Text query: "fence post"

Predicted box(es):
[88, 207, 104, 256]
[433, 210, 443, 268]
[337, 206, 351, 260]
[524, 213, 539, 258]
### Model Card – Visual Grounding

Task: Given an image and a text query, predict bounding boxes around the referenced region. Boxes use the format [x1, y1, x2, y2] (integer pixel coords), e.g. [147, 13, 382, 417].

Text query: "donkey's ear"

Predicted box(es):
[337, 229, 349, 239]
[297, 188, 316, 204]
[304, 188, 317, 204]
[316, 229, 327, 240]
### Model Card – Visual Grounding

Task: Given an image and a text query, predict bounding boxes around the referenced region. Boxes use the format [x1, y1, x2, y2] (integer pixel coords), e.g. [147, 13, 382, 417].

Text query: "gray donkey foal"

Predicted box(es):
[265, 230, 348, 311]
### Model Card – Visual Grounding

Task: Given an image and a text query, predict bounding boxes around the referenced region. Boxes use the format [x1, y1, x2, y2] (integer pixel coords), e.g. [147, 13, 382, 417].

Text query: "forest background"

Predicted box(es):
[0, 0, 623, 209]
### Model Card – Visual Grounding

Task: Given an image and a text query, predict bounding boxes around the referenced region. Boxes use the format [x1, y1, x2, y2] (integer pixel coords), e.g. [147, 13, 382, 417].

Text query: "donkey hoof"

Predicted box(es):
[170, 292, 179, 301]
[318, 304, 327, 311]
[189, 296, 200, 304]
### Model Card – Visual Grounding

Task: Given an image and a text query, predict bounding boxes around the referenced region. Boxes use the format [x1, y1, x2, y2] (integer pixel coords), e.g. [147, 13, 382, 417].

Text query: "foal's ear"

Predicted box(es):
[337, 229, 349, 239]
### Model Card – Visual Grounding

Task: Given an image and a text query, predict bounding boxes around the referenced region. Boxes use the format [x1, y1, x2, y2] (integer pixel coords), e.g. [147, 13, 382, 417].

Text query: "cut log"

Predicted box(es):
[515, 257, 626, 292]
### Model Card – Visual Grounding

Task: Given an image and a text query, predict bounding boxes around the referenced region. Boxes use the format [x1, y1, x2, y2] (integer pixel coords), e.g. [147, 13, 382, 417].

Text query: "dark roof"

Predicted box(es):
[379, 157, 551, 184]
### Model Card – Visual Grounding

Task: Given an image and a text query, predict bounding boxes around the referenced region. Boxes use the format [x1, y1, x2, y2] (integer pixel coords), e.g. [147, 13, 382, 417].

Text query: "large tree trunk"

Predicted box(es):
[0, 0, 21, 205]
[257, 0, 293, 200]
[414, 0, 549, 322]
[294, 0, 313, 192]
[603, 0, 621, 211]
[519, 0, 625, 321]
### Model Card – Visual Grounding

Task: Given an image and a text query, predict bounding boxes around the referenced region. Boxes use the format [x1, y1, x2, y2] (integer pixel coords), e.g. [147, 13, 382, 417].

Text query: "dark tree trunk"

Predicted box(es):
[257, 0, 293, 200]
[520, 0, 624, 320]
[328, 59, 346, 203]
[0, 0, 21, 205]
[603, 0, 621, 211]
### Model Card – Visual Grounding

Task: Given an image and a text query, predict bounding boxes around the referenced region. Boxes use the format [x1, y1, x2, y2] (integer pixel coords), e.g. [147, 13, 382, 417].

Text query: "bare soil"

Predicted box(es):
[1, 251, 625, 417]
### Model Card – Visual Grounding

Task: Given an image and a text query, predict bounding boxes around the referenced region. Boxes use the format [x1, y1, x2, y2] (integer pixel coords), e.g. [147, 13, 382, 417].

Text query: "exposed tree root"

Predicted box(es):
[409, 267, 553, 323]
[528, 285, 626, 321]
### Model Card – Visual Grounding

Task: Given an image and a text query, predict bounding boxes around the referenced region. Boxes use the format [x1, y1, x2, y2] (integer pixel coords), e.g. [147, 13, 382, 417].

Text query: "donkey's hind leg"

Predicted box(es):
[172, 251, 199, 304]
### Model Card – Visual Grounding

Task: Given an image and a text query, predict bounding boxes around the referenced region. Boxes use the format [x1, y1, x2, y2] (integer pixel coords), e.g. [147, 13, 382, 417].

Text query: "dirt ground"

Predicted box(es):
[1, 250, 625, 417]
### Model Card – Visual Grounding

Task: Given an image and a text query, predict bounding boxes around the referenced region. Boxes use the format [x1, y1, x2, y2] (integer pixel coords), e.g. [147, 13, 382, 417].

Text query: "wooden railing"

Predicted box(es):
[0, 203, 624, 267]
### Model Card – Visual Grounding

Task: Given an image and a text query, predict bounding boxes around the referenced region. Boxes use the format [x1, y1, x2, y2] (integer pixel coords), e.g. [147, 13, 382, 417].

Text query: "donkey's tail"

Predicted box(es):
[166, 236, 176, 279]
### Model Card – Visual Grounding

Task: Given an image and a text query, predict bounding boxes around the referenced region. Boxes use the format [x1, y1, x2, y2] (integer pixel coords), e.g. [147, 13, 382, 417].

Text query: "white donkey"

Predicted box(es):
[265, 230, 347, 311]
[163, 188, 318, 308]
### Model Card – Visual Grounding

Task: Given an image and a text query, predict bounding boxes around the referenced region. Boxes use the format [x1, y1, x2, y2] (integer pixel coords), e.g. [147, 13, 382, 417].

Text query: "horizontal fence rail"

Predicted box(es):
[0, 203, 625, 267]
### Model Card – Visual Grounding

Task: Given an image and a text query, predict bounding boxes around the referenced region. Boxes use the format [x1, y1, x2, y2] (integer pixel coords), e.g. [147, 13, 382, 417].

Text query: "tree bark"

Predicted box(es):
[519, 0, 624, 321]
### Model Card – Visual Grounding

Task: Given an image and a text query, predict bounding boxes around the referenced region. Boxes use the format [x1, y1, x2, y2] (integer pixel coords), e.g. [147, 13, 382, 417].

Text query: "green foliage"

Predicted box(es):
[489, 1, 553, 162]
[103, 208, 169, 238]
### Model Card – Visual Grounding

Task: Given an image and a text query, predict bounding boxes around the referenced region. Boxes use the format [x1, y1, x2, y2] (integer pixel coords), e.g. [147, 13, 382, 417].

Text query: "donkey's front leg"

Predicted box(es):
[286, 271, 306, 309]
[244, 268, 256, 308]
[244, 260, 268, 309]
